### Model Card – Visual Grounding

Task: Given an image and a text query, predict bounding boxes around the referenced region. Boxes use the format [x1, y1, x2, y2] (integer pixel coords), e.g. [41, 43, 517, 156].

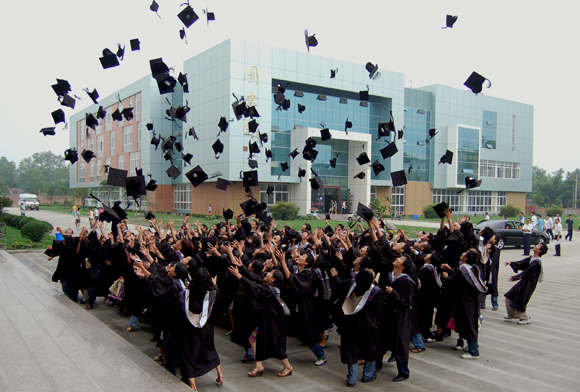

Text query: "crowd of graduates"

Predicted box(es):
[45, 204, 546, 390]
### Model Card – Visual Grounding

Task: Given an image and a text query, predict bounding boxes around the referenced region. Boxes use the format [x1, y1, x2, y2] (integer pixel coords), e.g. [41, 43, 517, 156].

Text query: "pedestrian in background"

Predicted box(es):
[521, 218, 533, 256]
[519, 212, 525, 224]
[565, 214, 574, 241]
[544, 214, 553, 239]
[536, 214, 544, 232]
[553, 218, 562, 256]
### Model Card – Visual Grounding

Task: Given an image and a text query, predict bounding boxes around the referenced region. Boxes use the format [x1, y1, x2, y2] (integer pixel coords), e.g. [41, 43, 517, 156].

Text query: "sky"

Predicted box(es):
[0, 0, 578, 173]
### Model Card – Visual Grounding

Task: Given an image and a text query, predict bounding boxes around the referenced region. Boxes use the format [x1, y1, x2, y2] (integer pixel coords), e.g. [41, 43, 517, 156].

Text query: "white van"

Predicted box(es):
[18, 194, 40, 210]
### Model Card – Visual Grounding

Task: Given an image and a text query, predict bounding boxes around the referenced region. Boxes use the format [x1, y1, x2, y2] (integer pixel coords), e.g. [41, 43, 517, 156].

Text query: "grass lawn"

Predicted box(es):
[4, 225, 54, 250]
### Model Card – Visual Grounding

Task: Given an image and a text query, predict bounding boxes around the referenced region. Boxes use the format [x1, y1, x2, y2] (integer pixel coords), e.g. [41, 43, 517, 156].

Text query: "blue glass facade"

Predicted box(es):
[482, 110, 497, 149]
[403, 108, 432, 182]
[457, 127, 480, 184]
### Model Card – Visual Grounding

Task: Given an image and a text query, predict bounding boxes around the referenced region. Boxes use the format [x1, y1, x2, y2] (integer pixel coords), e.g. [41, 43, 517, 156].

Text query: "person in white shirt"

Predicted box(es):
[519, 212, 525, 224]
[544, 214, 554, 239]
[553, 218, 562, 256]
[485, 212, 490, 221]
[531, 212, 537, 229]
[522, 218, 533, 256]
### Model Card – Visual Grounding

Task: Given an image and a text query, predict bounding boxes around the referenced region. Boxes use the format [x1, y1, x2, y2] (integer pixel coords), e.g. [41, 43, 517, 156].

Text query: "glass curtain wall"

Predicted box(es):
[403, 108, 431, 182]
[456, 127, 480, 185]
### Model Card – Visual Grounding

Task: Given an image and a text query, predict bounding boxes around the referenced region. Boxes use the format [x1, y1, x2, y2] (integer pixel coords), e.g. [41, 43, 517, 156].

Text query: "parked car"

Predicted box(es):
[18, 193, 40, 210]
[473, 219, 550, 250]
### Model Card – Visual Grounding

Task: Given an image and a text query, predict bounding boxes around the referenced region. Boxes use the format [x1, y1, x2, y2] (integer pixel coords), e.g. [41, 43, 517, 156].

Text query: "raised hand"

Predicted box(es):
[330, 268, 338, 277]
[228, 265, 242, 279]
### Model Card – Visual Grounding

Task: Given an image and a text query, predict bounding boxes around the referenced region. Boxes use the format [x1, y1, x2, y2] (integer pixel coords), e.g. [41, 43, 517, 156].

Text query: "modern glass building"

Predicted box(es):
[69, 39, 533, 216]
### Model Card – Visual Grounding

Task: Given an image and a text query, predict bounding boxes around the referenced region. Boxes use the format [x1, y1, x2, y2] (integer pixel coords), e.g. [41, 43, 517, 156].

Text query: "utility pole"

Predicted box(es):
[575, 171, 578, 210]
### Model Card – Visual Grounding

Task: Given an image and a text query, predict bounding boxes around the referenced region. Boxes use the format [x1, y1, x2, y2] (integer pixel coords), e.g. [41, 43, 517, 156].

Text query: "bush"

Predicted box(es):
[21, 221, 51, 242]
[1, 213, 16, 225]
[270, 202, 300, 220]
[0, 195, 12, 212]
[545, 205, 563, 218]
[297, 215, 318, 221]
[10, 215, 26, 228]
[500, 204, 520, 218]
[422, 203, 439, 219]
[17, 216, 37, 229]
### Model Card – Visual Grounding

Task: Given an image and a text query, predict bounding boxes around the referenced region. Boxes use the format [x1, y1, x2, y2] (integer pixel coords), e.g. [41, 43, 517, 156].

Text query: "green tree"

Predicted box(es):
[74, 188, 89, 208]
[345, 188, 354, 211]
[17, 151, 69, 194]
[0, 157, 17, 187]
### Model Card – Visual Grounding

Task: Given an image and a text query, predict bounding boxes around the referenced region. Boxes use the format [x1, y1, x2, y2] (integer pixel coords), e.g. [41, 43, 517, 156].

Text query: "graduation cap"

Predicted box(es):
[359, 89, 369, 101]
[371, 160, 385, 176]
[391, 170, 407, 187]
[90, 193, 119, 222]
[288, 149, 299, 160]
[248, 141, 260, 158]
[60, 94, 76, 109]
[344, 118, 352, 134]
[125, 175, 146, 198]
[330, 68, 338, 78]
[212, 139, 224, 158]
[427, 128, 437, 141]
[379, 142, 398, 159]
[52, 79, 71, 97]
[86, 113, 98, 130]
[163, 150, 174, 163]
[96, 106, 106, 119]
[458, 176, 482, 194]
[161, 135, 176, 151]
[150, 58, 170, 79]
[304, 29, 318, 52]
[280, 162, 289, 172]
[242, 170, 259, 188]
[433, 202, 450, 219]
[329, 157, 337, 168]
[166, 165, 181, 179]
[151, 134, 161, 150]
[51, 109, 65, 125]
[354, 171, 366, 179]
[121, 108, 133, 121]
[130, 38, 140, 51]
[309, 169, 323, 190]
[240, 198, 258, 217]
[146, 179, 158, 191]
[266, 185, 274, 195]
[156, 75, 177, 94]
[305, 137, 317, 148]
[398, 128, 404, 140]
[178, 73, 188, 91]
[273, 90, 285, 107]
[106, 168, 128, 187]
[178, 4, 199, 28]
[365, 62, 381, 80]
[187, 127, 198, 140]
[464, 71, 491, 94]
[232, 99, 247, 120]
[81, 149, 95, 164]
[439, 150, 454, 165]
[166, 105, 189, 122]
[281, 99, 291, 111]
[248, 119, 259, 133]
[246, 106, 260, 118]
[216, 178, 229, 191]
[356, 152, 370, 165]
[223, 208, 233, 221]
[302, 146, 318, 161]
[248, 159, 258, 169]
[146, 123, 154, 131]
[63, 148, 78, 164]
[185, 166, 207, 187]
[112, 201, 129, 221]
[258, 131, 268, 144]
[100, 48, 120, 69]
[181, 153, 193, 166]
[145, 212, 156, 221]
[40, 127, 56, 136]
[377, 123, 391, 139]
[84, 88, 99, 104]
[112, 109, 122, 121]
[175, 141, 182, 153]
[180, 28, 188, 43]
[356, 202, 374, 223]
[298, 104, 306, 113]
[218, 117, 229, 133]
[298, 167, 306, 180]
[320, 128, 331, 141]
[117, 45, 125, 61]
[265, 149, 272, 162]
[443, 15, 458, 29]
[150, 0, 159, 13]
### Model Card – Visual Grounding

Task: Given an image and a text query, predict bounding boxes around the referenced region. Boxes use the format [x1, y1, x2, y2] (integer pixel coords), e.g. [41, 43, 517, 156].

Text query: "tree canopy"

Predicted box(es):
[15, 151, 69, 196]
[530, 166, 580, 208]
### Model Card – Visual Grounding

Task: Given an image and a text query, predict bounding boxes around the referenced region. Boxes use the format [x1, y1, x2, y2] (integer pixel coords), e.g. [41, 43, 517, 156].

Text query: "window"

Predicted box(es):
[118, 154, 124, 170]
[137, 122, 142, 150]
[96, 113, 102, 135]
[392, 186, 405, 214]
[174, 184, 191, 211]
[79, 164, 85, 183]
[480, 160, 520, 180]
[105, 157, 111, 168]
[135, 93, 141, 121]
[89, 160, 95, 182]
[260, 184, 289, 205]
[87, 138, 94, 154]
[97, 135, 104, 158]
[129, 152, 140, 171]
[432, 189, 462, 212]
[370, 186, 377, 201]
[434, 190, 507, 213]
[110, 130, 115, 155]
[79, 119, 85, 141]
[457, 127, 479, 185]
[123, 125, 132, 152]
[482, 110, 497, 149]
[105, 110, 112, 131]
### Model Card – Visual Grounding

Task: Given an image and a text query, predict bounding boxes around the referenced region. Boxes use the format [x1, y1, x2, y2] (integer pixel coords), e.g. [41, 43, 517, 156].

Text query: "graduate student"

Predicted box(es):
[504, 242, 547, 325]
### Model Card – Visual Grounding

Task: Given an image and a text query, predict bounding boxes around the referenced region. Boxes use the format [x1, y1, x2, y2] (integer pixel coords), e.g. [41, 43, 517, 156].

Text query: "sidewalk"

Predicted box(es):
[0, 249, 191, 392]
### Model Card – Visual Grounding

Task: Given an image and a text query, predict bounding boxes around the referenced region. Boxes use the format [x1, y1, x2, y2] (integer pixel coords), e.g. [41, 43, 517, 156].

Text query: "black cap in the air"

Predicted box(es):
[289, 149, 299, 160]
[146, 179, 158, 191]
[86, 113, 98, 130]
[440, 150, 454, 165]
[356, 202, 374, 223]
[212, 139, 224, 158]
[344, 118, 352, 133]
[371, 160, 385, 176]
[242, 170, 259, 188]
[248, 159, 258, 169]
[298, 168, 306, 178]
[320, 128, 331, 141]
[216, 178, 229, 191]
[106, 168, 128, 187]
[310, 171, 323, 190]
[365, 62, 381, 80]
[40, 127, 56, 136]
[112, 109, 122, 122]
[354, 171, 366, 180]
[100, 48, 120, 69]
[178, 4, 199, 28]
[52, 79, 71, 97]
[464, 71, 491, 94]
[433, 202, 450, 219]
[166, 165, 181, 179]
[298, 104, 306, 113]
[81, 149, 95, 164]
[443, 15, 458, 29]
[60, 94, 76, 109]
[304, 29, 318, 52]
[185, 165, 208, 187]
[96, 106, 106, 119]
[280, 162, 289, 172]
[356, 152, 370, 166]
[359, 90, 369, 101]
[125, 175, 147, 199]
[52, 109, 65, 125]
[380, 142, 398, 159]
[64, 148, 78, 164]
[130, 39, 140, 51]
[391, 170, 407, 187]
[223, 208, 233, 221]
[302, 146, 318, 161]
[84, 88, 99, 104]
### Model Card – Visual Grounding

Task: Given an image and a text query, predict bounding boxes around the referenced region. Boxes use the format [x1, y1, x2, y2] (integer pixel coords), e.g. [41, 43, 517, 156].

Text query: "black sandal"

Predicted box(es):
[411, 347, 426, 353]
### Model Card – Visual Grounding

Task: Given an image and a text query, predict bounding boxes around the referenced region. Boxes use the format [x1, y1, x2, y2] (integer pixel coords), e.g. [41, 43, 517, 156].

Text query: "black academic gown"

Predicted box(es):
[340, 284, 385, 365]
[417, 264, 441, 338]
[239, 277, 288, 361]
[381, 272, 415, 363]
[288, 269, 321, 346]
[487, 247, 501, 298]
[442, 266, 482, 342]
[230, 267, 261, 349]
[504, 257, 542, 312]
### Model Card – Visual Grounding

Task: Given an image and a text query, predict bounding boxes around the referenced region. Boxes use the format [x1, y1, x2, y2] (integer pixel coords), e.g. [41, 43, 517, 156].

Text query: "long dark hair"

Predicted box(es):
[189, 267, 213, 302]
[463, 248, 481, 277]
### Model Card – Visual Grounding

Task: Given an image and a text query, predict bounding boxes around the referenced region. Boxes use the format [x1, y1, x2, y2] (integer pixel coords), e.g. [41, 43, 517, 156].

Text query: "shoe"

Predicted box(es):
[461, 353, 479, 359]
[240, 356, 254, 363]
[225, 330, 233, 336]
[361, 373, 377, 383]
[492, 307, 499, 311]
[393, 375, 408, 382]
[479, 314, 485, 323]
[320, 342, 328, 348]
[277, 368, 293, 377]
[434, 334, 444, 342]
[480, 305, 486, 309]
[248, 367, 265, 377]
[455, 339, 464, 351]
[517, 317, 532, 325]
[424, 338, 435, 343]
[314, 357, 327, 366]
[346, 382, 355, 387]
[411, 347, 426, 353]
[387, 353, 396, 363]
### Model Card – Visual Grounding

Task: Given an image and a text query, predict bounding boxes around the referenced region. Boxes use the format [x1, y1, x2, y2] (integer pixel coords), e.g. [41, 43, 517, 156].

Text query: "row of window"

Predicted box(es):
[79, 93, 141, 141]
[480, 160, 520, 179]
[174, 184, 191, 211]
[432, 190, 507, 213]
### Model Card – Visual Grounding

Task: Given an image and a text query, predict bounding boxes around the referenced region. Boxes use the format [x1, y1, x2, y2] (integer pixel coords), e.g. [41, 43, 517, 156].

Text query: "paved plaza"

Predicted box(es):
[1, 209, 579, 391]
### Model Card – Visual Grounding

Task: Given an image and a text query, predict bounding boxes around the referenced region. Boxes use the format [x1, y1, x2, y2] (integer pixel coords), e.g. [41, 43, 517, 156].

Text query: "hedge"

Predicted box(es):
[21, 221, 52, 242]
[422, 203, 439, 219]
[270, 202, 300, 220]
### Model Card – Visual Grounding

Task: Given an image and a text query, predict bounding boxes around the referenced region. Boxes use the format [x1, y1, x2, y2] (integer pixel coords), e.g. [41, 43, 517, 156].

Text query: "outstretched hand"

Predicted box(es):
[228, 265, 242, 279]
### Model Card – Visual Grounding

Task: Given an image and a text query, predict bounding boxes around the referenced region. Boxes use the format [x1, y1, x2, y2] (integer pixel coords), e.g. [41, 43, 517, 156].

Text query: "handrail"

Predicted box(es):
[0, 222, 6, 252]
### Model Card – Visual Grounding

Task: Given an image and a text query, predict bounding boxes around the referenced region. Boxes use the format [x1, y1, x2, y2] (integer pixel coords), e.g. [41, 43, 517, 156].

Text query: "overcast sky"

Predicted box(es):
[1, 0, 577, 174]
